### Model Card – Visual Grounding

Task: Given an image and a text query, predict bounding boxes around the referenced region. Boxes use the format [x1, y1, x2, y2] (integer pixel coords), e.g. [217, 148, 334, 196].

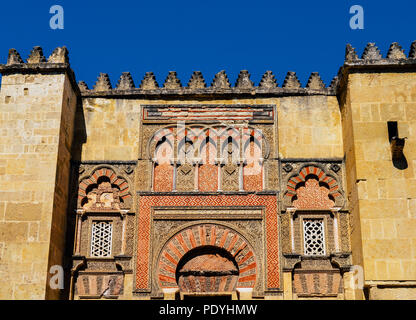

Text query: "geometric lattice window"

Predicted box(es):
[303, 219, 326, 256]
[90, 221, 113, 257]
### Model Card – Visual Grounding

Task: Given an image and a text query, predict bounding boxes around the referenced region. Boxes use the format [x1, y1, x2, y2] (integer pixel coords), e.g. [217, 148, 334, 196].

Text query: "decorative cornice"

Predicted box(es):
[211, 70, 231, 89]
[48, 46, 69, 64]
[78, 81, 89, 93]
[344, 41, 416, 65]
[27, 46, 46, 64]
[259, 71, 278, 89]
[93, 73, 112, 92]
[362, 42, 382, 60]
[140, 72, 159, 90]
[345, 44, 358, 63]
[386, 42, 406, 60]
[282, 71, 301, 89]
[188, 71, 206, 89]
[235, 70, 254, 89]
[329, 76, 339, 90]
[79, 68, 334, 97]
[116, 72, 135, 90]
[163, 71, 182, 89]
[5, 42, 416, 100]
[410, 41, 416, 59]
[306, 72, 325, 90]
[7, 49, 23, 65]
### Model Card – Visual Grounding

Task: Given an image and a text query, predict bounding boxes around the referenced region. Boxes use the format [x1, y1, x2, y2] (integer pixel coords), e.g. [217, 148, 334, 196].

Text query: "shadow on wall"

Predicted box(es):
[63, 99, 87, 299]
[393, 153, 408, 170]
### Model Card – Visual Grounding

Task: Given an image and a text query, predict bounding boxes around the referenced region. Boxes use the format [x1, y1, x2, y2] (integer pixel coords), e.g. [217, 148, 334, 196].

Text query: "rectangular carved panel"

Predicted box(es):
[143, 105, 274, 123]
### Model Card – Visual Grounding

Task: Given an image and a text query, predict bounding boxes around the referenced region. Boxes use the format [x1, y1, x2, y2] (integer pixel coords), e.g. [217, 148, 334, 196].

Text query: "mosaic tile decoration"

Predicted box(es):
[135, 193, 279, 291]
[158, 223, 257, 290]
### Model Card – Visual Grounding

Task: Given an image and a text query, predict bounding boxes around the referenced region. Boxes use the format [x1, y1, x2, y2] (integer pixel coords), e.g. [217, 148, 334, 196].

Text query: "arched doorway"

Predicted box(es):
[157, 223, 257, 299]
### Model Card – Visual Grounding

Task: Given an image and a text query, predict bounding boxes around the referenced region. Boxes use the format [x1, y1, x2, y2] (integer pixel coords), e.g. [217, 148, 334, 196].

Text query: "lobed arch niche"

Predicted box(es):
[78, 166, 132, 210]
[148, 124, 270, 192]
[283, 164, 344, 210]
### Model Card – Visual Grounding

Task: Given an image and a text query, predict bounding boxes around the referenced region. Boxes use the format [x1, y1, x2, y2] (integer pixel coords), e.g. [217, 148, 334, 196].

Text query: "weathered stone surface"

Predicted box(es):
[345, 44, 359, 62]
[116, 72, 135, 90]
[235, 70, 254, 89]
[362, 43, 382, 60]
[93, 73, 112, 91]
[27, 46, 46, 64]
[47, 46, 69, 64]
[78, 81, 89, 92]
[306, 72, 325, 90]
[211, 70, 231, 89]
[387, 42, 406, 60]
[187, 71, 206, 89]
[140, 72, 159, 89]
[409, 41, 416, 59]
[0, 41, 416, 301]
[259, 71, 278, 89]
[282, 71, 301, 89]
[7, 49, 23, 65]
[163, 71, 182, 89]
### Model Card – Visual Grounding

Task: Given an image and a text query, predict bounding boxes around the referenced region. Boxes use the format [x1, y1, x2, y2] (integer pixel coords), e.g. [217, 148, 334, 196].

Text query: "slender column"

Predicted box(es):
[216, 134, 222, 193]
[332, 207, 341, 252]
[287, 207, 297, 253]
[239, 161, 244, 191]
[217, 163, 222, 191]
[172, 160, 177, 192]
[120, 210, 129, 255]
[193, 159, 201, 191]
[74, 209, 85, 255]
[151, 159, 156, 192]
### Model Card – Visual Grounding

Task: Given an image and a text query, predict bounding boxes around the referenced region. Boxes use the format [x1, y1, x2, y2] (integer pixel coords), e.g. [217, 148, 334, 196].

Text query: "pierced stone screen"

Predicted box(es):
[90, 221, 113, 257]
[303, 219, 326, 256]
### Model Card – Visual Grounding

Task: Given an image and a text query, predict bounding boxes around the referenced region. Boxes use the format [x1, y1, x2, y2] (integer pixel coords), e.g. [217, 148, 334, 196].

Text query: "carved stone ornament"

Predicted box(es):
[82, 181, 121, 211]
[282, 72, 301, 89]
[259, 71, 278, 89]
[188, 71, 206, 89]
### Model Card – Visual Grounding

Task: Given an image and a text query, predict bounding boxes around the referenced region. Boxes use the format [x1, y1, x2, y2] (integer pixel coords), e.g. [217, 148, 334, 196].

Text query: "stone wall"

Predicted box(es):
[0, 47, 78, 299]
[339, 41, 416, 299]
[0, 70, 77, 299]
[1, 41, 415, 300]
[278, 95, 343, 159]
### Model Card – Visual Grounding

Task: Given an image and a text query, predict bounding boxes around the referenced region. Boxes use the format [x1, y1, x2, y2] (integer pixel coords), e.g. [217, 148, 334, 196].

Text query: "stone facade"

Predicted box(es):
[0, 41, 415, 300]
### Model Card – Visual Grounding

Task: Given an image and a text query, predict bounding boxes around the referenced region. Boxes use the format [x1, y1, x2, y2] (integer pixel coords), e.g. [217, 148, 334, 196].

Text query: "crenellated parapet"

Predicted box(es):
[344, 41, 416, 64]
[78, 69, 336, 98]
[4, 42, 414, 100]
[0, 46, 80, 95]
[3, 46, 70, 66]
[336, 41, 416, 95]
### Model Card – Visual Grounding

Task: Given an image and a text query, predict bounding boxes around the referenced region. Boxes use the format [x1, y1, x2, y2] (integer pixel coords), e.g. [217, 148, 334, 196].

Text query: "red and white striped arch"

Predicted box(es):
[78, 167, 131, 206]
[157, 223, 257, 290]
[286, 165, 341, 199]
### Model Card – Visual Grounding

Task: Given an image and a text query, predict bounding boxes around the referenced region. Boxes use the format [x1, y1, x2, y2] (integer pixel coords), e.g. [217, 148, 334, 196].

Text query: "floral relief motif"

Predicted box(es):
[293, 178, 335, 210]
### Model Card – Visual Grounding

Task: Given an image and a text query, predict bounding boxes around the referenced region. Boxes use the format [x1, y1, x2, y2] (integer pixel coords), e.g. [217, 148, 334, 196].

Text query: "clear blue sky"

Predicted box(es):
[0, 0, 415, 88]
